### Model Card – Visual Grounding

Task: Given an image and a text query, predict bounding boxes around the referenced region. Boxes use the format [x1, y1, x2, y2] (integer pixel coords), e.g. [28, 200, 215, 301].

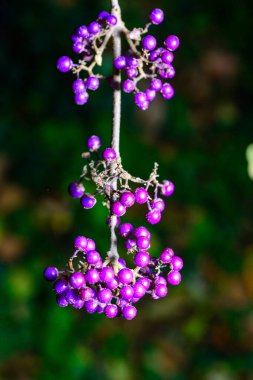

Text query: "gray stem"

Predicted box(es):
[108, 0, 122, 260]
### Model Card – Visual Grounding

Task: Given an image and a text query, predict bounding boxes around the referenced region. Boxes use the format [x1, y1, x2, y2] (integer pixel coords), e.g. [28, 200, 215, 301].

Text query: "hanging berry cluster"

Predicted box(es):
[44, 3, 183, 320]
[56, 7, 179, 109]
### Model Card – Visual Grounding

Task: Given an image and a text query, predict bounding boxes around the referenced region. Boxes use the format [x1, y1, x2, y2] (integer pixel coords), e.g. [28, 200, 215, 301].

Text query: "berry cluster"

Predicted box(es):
[116, 9, 179, 110]
[68, 135, 174, 227]
[57, 10, 118, 105]
[57, 7, 179, 109]
[44, 134, 182, 319]
[44, 230, 183, 320]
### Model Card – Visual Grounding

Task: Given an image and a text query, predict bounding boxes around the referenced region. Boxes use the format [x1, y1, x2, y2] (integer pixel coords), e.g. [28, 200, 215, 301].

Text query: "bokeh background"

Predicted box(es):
[1, 0, 253, 379]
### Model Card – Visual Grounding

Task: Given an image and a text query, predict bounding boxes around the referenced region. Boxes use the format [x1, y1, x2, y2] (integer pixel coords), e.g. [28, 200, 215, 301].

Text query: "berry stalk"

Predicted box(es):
[109, 0, 122, 260]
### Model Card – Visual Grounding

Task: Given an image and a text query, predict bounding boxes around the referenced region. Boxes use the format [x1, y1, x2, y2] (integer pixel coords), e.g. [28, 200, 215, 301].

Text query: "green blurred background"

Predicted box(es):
[1, 0, 253, 379]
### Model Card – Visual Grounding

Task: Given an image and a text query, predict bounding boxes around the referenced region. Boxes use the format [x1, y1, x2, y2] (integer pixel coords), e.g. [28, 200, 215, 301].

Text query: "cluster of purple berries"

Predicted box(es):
[44, 134, 182, 319]
[45, 5, 183, 320]
[56, 7, 179, 110]
[68, 135, 118, 209]
[57, 10, 118, 105]
[115, 8, 179, 110]
[110, 184, 174, 225]
[44, 230, 183, 320]
[68, 135, 174, 226]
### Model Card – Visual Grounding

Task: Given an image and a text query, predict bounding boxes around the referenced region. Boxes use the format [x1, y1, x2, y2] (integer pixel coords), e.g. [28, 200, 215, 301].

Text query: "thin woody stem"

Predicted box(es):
[108, 0, 122, 260]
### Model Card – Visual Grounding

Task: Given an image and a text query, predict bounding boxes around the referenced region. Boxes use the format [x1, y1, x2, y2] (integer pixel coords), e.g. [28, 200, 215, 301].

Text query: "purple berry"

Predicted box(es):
[71, 34, 81, 43]
[127, 57, 139, 67]
[114, 56, 127, 69]
[134, 226, 151, 239]
[118, 299, 128, 308]
[87, 135, 101, 151]
[97, 288, 113, 304]
[119, 223, 134, 238]
[86, 250, 101, 265]
[126, 67, 138, 79]
[56, 294, 68, 307]
[106, 15, 118, 26]
[44, 266, 58, 281]
[137, 100, 150, 110]
[69, 272, 85, 289]
[161, 181, 175, 196]
[100, 267, 115, 283]
[130, 296, 141, 304]
[74, 235, 87, 251]
[161, 51, 174, 64]
[65, 289, 79, 304]
[86, 238, 96, 252]
[134, 92, 147, 106]
[107, 278, 119, 290]
[85, 268, 100, 284]
[159, 66, 176, 79]
[88, 21, 101, 35]
[161, 83, 175, 100]
[150, 198, 165, 212]
[78, 25, 89, 38]
[111, 201, 126, 216]
[120, 285, 134, 300]
[80, 194, 96, 209]
[142, 35, 157, 51]
[146, 209, 161, 224]
[73, 41, 84, 54]
[136, 236, 150, 250]
[97, 11, 110, 19]
[167, 270, 182, 285]
[120, 191, 135, 207]
[72, 79, 86, 94]
[164, 35, 180, 51]
[57, 56, 73, 72]
[150, 8, 164, 25]
[80, 287, 96, 301]
[134, 251, 150, 268]
[155, 276, 167, 286]
[68, 182, 85, 198]
[150, 78, 163, 91]
[74, 92, 89, 105]
[160, 248, 174, 263]
[149, 50, 160, 62]
[85, 299, 98, 313]
[125, 238, 136, 250]
[138, 277, 151, 290]
[53, 278, 69, 294]
[122, 305, 137, 320]
[86, 76, 99, 91]
[123, 79, 135, 93]
[135, 188, 149, 204]
[72, 298, 85, 309]
[102, 148, 117, 161]
[96, 305, 105, 314]
[171, 256, 184, 271]
[145, 89, 156, 101]
[118, 268, 133, 284]
[133, 282, 146, 298]
[104, 304, 118, 318]
[155, 284, 168, 298]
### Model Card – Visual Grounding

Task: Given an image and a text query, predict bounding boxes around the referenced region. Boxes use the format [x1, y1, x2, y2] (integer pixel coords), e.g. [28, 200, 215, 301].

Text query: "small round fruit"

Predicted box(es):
[44, 266, 58, 281]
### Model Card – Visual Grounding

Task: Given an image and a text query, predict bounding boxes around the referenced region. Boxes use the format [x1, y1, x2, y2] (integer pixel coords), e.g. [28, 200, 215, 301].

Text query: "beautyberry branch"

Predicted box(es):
[44, 1, 183, 320]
